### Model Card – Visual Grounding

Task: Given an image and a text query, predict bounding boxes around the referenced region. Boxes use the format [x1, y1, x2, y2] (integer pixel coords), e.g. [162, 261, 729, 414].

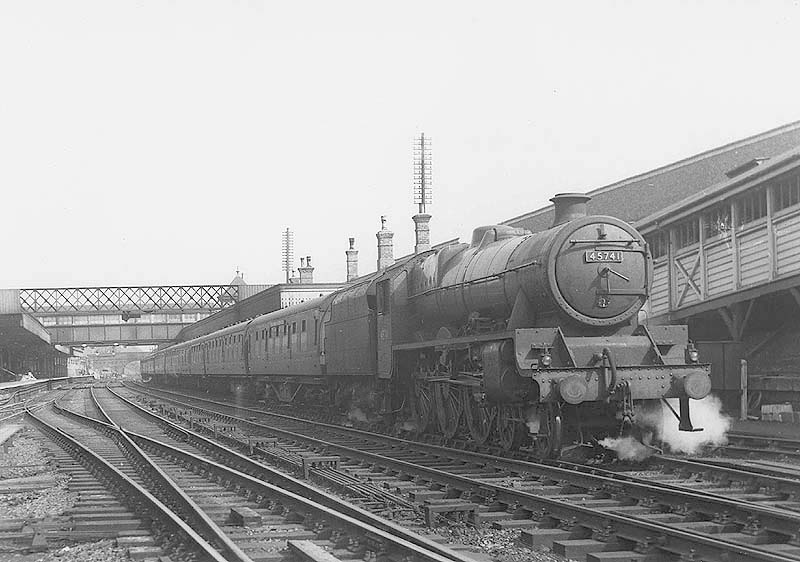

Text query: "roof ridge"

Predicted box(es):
[635, 144, 800, 229]
[503, 119, 800, 225]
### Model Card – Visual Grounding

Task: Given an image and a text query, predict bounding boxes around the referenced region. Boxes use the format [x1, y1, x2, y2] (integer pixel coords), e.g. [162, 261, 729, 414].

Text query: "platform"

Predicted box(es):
[0, 313, 67, 379]
[0, 314, 51, 347]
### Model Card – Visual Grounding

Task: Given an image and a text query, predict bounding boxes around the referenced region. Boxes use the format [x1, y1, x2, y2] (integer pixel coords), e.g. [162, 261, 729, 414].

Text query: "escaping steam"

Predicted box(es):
[525, 407, 540, 434]
[346, 407, 368, 423]
[655, 395, 733, 454]
[600, 395, 731, 460]
[598, 435, 655, 461]
[397, 420, 419, 432]
[637, 395, 731, 455]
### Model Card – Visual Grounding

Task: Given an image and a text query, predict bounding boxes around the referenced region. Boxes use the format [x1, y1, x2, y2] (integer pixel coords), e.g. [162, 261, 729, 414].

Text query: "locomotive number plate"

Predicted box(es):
[585, 250, 624, 263]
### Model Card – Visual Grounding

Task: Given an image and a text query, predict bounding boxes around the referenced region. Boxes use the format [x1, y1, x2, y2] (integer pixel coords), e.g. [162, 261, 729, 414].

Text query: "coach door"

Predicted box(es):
[244, 332, 251, 375]
[376, 278, 393, 378]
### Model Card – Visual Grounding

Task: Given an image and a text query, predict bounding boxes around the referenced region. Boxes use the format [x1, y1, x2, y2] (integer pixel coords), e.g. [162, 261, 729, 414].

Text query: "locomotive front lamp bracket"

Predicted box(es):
[686, 342, 700, 363]
[538, 348, 552, 368]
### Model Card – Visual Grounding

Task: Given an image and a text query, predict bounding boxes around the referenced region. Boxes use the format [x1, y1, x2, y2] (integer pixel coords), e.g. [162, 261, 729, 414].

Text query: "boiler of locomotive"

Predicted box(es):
[409, 194, 650, 333]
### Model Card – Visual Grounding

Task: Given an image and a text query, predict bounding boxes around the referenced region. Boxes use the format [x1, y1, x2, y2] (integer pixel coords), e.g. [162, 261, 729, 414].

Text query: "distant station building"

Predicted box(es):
[505, 120, 800, 413]
[176, 267, 343, 343]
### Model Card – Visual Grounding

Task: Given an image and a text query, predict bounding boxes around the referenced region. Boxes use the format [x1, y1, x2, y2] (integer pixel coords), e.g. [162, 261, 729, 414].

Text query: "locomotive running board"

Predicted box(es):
[393, 330, 517, 351]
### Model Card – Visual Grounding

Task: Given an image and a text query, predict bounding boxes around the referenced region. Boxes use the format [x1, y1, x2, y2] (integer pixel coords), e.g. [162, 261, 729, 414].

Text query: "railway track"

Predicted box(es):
[28, 391, 226, 561]
[27, 384, 473, 562]
[714, 432, 800, 462]
[0, 378, 93, 425]
[125, 382, 800, 562]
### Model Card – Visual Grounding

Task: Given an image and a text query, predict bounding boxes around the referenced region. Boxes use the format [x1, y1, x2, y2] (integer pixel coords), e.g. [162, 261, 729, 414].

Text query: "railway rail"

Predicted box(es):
[125, 382, 800, 562]
[716, 432, 800, 461]
[27, 384, 473, 562]
[28, 392, 229, 561]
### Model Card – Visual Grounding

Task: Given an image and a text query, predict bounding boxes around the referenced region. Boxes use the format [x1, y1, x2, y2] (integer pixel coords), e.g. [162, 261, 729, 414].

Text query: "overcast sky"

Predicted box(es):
[2, 1, 799, 288]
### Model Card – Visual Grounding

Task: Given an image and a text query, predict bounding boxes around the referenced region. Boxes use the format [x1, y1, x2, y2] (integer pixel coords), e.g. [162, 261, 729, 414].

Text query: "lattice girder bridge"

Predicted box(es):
[20, 285, 239, 313]
[7, 285, 241, 346]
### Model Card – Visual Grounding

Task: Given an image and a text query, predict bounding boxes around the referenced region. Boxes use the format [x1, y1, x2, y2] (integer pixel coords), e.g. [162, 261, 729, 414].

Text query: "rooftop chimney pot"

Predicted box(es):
[376, 217, 395, 271]
[346, 237, 359, 282]
[298, 255, 314, 284]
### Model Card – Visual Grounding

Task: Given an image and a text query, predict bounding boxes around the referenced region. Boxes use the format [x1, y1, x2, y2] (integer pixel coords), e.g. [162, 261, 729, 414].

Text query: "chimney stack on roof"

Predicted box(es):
[298, 255, 314, 283]
[376, 216, 395, 272]
[345, 238, 359, 282]
[412, 213, 432, 253]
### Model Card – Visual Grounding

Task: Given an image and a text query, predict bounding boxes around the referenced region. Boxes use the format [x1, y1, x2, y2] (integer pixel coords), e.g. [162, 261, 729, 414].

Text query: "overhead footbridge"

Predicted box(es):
[0, 284, 250, 346]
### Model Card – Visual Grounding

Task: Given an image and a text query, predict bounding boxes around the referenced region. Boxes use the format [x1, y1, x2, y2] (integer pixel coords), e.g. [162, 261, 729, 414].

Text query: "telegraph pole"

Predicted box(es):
[412, 133, 433, 253]
[281, 228, 294, 284]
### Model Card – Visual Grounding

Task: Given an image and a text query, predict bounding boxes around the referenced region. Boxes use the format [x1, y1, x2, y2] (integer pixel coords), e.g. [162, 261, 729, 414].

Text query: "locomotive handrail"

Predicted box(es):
[409, 259, 542, 299]
[596, 289, 648, 296]
[568, 238, 640, 245]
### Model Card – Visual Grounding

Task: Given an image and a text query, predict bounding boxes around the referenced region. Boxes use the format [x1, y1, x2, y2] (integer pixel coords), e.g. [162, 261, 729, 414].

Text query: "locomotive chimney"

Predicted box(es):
[376, 216, 395, 271]
[298, 255, 314, 283]
[346, 238, 359, 282]
[550, 193, 592, 227]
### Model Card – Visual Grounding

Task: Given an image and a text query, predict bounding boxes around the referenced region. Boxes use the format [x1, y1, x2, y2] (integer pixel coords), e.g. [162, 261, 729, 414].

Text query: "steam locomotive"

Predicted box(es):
[142, 194, 711, 457]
